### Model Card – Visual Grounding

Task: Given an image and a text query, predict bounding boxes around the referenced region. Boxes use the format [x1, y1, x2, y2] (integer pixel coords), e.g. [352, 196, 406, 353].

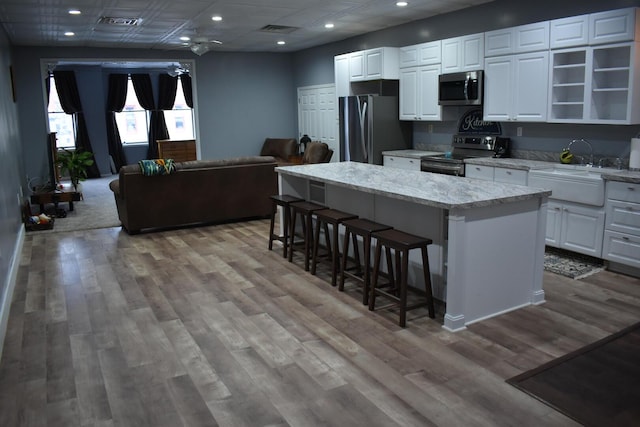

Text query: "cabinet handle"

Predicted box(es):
[506, 171, 512, 175]
[622, 236, 630, 241]
[629, 187, 636, 191]
[554, 207, 561, 211]
[409, 160, 414, 164]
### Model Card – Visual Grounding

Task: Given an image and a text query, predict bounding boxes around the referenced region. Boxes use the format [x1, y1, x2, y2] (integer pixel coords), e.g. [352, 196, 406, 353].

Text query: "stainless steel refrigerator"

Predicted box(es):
[339, 95, 412, 165]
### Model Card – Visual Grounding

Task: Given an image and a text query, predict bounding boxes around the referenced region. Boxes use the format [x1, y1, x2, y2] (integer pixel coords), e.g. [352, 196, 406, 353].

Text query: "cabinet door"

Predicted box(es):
[465, 164, 494, 180]
[483, 56, 513, 121]
[589, 7, 638, 45]
[514, 21, 549, 53]
[349, 51, 365, 81]
[399, 68, 419, 120]
[365, 48, 384, 79]
[545, 202, 563, 246]
[418, 65, 442, 121]
[551, 14, 589, 49]
[462, 34, 484, 70]
[441, 37, 462, 73]
[603, 230, 640, 268]
[561, 203, 605, 257]
[485, 28, 514, 57]
[418, 41, 442, 65]
[400, 45, 420, 68]
[513, 51, 549, 121]
[493, 167, 527, 185]
[334, 54, 351, 98]
[383, 155, 419, 170]
[605, 199, 640, 236]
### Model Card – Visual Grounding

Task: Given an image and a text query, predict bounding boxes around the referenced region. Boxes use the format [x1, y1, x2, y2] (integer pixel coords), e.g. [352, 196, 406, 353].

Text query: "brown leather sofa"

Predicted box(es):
[260, 138, 298, 165]
[109, 156, 277, 234]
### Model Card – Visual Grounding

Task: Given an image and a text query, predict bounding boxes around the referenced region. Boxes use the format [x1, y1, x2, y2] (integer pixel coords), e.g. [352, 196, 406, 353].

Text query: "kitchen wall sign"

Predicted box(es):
[458, 108, 501, 135]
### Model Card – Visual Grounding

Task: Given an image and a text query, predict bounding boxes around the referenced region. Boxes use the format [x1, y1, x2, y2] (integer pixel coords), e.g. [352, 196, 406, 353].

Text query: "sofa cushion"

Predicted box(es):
[176, 156, 276, 170]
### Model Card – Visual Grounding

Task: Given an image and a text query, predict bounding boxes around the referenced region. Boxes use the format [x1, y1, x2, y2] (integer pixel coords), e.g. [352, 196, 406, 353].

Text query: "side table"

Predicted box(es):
[31, 189, 82, 213]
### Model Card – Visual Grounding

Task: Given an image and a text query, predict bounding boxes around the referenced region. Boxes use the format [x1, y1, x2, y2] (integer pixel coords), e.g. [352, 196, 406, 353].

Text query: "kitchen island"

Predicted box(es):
[276, 162, 551, 331]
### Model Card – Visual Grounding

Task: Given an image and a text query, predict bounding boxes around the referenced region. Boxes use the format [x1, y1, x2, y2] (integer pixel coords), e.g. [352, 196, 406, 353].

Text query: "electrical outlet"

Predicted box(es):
[428, 124, 433, 133]
[517, 126, 523, 137]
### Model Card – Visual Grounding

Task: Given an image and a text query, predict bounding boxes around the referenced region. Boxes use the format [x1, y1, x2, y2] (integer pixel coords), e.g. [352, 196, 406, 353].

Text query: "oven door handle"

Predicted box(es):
[421, 163, 464, 175]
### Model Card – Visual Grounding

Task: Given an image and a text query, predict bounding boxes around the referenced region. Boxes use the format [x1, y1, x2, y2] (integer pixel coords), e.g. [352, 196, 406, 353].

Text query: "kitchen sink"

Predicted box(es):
[528, 165, 605, 206]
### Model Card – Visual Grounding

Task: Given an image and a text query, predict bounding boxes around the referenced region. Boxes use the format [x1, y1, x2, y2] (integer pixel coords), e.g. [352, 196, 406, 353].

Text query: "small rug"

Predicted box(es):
[27, 175, 121, 233]
[507, 322, 640, 427]
[544, 247, 604, 279]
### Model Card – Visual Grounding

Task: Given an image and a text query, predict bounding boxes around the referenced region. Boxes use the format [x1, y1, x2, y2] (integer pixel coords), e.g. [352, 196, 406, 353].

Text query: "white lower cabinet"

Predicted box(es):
[383, 155, 421, 170]
[465, 165, 528, 185]
[545, 200, 605, 257]
[603, 181, 640, 268]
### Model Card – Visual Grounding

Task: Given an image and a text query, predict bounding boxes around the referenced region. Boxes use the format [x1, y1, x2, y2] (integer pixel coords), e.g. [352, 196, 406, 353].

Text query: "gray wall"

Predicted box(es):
[292, 0, 640, 161]
[12, 47, 297, 182]
[0, 28, 25, 350]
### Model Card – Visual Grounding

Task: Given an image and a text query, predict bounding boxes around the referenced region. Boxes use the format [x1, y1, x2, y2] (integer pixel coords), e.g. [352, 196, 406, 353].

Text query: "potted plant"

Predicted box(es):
[55, 148, 94, 192]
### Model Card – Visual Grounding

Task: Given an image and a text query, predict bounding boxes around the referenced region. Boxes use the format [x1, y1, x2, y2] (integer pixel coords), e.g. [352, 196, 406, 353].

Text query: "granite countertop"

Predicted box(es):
[276, 162, 550, 210]
[382, 149, 444, 159]
[464, 157, 640, 183]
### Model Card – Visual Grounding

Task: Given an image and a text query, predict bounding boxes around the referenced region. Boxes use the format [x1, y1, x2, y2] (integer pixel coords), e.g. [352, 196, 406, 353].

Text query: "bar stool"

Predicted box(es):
[369, 229, 435, 327]
[310, 209, 358, 286]
[288, 201, 326, 271]
[339, 218, 393, 305]
[268, 194, 303, 258]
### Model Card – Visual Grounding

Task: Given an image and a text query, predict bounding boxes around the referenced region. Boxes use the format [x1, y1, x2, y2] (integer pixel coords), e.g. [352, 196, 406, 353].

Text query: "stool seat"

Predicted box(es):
[339, 218, 392, 305]
[369, 228, 435, 327]
[268, 194, 303, 258]
[289, 201, 326, 271]
[311, 209, 358, 286]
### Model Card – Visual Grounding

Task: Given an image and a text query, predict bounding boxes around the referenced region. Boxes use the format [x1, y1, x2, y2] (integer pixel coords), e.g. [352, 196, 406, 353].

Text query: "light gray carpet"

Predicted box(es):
[28, 175, 121, 233]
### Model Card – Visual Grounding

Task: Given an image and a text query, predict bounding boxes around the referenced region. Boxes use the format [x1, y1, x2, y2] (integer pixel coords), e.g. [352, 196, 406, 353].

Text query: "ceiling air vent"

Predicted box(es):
[98, 16, 141, 26]
[259, 24, 299, 34]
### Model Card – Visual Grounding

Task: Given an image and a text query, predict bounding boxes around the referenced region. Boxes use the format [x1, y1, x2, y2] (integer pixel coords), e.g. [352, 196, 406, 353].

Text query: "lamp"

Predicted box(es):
[190, 43, 211, 56]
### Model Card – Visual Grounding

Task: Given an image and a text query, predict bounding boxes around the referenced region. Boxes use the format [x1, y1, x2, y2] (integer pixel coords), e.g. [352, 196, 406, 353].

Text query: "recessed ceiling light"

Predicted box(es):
[325, 23, 334, 29]
[64, 32, 75, 36]
[277, 40, 286, 45]
[396, 1, 408, 6]
[212, 15, 222, 21]
[180, 36, 190, 41]
[68, 9, 81, 15]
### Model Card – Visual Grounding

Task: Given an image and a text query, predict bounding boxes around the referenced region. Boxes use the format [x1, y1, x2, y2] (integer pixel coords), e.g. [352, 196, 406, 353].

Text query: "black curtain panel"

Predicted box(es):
[180, 73, 193, 108]
[131, 73, 170, 159]
[158, 74, 178, 109]
[52, 70, 100, 178]
[106, 73, 128, 170]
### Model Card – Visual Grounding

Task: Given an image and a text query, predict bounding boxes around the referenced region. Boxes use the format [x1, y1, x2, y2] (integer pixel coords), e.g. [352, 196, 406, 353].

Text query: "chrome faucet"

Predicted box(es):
[567, 138, 594, 166]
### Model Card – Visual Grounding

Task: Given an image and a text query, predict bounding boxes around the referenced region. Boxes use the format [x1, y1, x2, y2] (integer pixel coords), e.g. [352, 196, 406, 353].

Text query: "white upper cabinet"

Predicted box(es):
[485, 22, 549, 56]
[441, 33, 484, 73]
[484, 51, 549, 122]
[349, 47, 399, 81]
[400, 41, 441, 68]
[589, 7, 640, 45]
[399, 64, 444, 121]
[334, 53, 351, 98]
[550, 14, 589, 49]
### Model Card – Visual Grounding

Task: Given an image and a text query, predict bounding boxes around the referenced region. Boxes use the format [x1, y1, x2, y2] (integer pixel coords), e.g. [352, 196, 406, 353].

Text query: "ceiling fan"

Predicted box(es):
[188, 37, 223, 56]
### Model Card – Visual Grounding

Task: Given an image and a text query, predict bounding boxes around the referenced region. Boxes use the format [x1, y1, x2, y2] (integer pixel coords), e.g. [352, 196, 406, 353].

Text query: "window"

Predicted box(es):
[115, 75, 195, 143]
[115, 78, 149, 144]
[47, 75, 75, 149]
[164, 76, 195, 140]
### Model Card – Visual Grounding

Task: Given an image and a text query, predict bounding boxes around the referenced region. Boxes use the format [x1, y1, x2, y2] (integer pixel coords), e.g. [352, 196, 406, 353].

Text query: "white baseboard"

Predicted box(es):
[0, 225, 25, 362]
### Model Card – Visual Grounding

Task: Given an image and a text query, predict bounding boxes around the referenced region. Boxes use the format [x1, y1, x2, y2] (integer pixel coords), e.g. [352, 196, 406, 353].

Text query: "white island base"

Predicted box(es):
[277, 163, 549, 331]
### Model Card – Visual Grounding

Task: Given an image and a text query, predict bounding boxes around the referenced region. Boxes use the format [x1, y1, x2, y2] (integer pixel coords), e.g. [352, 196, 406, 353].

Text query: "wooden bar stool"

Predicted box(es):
[339, 218, 392, 305]
[369, 229, 435, 327]
[268, 194, 303, 258]
[289, 201, 326, 271]
[310, 209, 358, 286]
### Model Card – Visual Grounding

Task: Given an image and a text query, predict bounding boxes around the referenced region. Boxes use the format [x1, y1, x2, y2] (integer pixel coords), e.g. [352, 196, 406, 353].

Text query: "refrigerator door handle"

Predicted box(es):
[359, 100, 368, 162]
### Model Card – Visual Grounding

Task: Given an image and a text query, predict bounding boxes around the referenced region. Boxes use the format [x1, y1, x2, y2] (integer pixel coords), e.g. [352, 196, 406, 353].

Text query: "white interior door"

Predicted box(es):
[297, 84, 337, 161]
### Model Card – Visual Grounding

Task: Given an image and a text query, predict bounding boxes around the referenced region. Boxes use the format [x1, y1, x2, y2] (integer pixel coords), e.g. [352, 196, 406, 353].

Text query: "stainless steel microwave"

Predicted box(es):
[438, 70, 483, 106]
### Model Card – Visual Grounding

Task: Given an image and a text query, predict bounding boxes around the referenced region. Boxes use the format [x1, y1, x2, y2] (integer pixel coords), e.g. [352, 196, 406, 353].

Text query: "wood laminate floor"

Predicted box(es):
[1, 220, 639, 426]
